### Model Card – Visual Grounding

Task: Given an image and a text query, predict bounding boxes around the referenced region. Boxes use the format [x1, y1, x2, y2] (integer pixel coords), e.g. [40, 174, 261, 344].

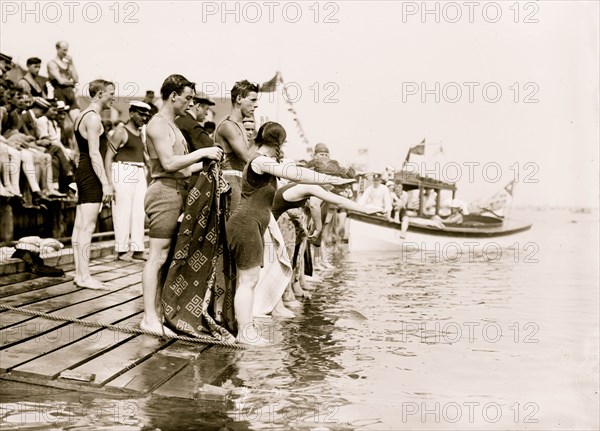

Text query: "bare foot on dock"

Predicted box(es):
[140, 315, 177, 338]
[74, 277, 109, 290]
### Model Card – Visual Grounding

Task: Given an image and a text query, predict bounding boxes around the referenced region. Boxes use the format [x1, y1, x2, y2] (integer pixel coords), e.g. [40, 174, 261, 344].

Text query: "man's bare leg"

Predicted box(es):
[140, 238, 176, 337]
[5, 146, 22, 195]
[400, 215, 409, 239]
[20, 149, 42, 193]
[235, 266, 270, 346]
[72, 203, 107, 289]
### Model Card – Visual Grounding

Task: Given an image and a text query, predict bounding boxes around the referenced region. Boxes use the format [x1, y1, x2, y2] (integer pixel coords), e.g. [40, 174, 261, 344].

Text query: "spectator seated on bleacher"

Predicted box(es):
[17, 57, 48, 98]
[2, 87, 65, 203]
[36, 99, 75, 193]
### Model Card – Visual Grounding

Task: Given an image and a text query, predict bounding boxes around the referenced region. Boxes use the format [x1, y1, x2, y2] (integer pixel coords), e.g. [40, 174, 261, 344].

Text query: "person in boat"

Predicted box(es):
[357, 173, 392, 215]
[386, 180, 410, 238]
[226, 121, 354, 345]
[431, 199, 464, 227]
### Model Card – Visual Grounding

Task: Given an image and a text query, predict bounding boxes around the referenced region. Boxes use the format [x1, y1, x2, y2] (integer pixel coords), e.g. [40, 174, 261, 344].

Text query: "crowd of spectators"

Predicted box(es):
[0, 43, 83, 209]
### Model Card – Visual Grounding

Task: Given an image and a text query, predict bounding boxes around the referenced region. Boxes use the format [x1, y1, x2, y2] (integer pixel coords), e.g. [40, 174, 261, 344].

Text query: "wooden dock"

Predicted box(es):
[0, 255, 243, 400]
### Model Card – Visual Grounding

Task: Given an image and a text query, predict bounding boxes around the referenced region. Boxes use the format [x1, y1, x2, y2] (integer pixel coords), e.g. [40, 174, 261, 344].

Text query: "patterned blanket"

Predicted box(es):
[161, 163, 237, 342]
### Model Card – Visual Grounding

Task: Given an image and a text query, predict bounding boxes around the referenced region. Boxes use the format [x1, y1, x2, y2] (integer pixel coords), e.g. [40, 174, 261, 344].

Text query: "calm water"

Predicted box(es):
[1, 208, 598, 430]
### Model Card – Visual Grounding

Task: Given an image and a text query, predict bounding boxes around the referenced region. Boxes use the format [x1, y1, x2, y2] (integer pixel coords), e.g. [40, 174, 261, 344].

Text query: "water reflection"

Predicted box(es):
[1, 209, 598, 430]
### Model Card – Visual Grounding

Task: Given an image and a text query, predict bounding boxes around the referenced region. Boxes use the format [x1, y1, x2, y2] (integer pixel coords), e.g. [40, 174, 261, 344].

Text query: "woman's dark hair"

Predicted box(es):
[255, 121, 285, 147]
[255, 122, 286, 162]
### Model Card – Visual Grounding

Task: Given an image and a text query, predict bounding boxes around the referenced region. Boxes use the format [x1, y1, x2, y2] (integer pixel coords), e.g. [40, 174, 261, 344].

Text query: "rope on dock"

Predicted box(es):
[0, 304, 246, 349]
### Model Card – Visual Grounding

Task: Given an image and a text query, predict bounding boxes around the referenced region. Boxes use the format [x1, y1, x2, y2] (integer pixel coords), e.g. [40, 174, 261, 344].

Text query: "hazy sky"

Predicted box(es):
[1, 1, 598, 207]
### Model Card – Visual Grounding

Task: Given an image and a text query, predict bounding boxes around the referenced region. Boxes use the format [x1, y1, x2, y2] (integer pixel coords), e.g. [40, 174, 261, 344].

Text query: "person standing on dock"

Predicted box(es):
[214, 80, 258, 214]
[105, 101, 152, 261]
[71, 79, 115, 290]
[141, 74, 222, 337]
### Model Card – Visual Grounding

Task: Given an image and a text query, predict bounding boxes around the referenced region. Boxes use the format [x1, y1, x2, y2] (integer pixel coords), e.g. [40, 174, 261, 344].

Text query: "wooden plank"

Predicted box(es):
[0, 259, 137, 300]
[1, 268, 141, 309]
[67, 334, 174, 387]
[10, 314, 142, 379]
[0, 298, 142, 372]
[0, 272, 38, 288]
[61, 257, 133, 277]
[0, 272, 142, 330]
[104, 340, 209, 395]
[0, 276, 75, 301]
[104, 353, 188, 394]
[151, 363, 198, 399]
[153, 346, 242, 399]
[0, 285, 142, 348]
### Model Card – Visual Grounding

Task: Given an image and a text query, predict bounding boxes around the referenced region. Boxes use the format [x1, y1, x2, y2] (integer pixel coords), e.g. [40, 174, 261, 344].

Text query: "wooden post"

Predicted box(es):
[0, 200, 14, 243]
[418, 185, 424, 217]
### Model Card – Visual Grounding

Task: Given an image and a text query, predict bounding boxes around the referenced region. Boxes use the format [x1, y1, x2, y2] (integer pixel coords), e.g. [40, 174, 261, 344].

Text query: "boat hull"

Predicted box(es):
[347, 213, 533, 253]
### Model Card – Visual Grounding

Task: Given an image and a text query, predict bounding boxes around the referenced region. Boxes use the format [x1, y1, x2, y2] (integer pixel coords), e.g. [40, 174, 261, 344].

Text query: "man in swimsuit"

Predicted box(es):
[214, 80, 258, 214]
[141, 74, 223, 337]
[71, 79, 115, 290]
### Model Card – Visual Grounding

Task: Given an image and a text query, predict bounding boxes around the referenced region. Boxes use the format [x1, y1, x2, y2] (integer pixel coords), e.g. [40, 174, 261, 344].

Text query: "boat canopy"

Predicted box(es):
[393, 170, 456, 192]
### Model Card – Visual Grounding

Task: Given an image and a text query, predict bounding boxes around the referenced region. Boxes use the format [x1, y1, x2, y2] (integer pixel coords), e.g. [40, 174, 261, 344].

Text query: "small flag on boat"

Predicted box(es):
[403, 140, 426, 164]
[504, 180, 515, 196]
[411, 143, 425, 155]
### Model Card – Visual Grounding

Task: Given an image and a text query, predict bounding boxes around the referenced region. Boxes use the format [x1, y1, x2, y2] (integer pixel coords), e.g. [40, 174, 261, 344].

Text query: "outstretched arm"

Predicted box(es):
[283, 184, 381, 215]
[252, 157, 355, 186]
[306, 184, 382, 215]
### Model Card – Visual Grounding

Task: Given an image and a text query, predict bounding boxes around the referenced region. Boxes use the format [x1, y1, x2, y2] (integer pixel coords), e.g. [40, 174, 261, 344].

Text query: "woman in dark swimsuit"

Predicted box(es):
[226, 122, 354, 345]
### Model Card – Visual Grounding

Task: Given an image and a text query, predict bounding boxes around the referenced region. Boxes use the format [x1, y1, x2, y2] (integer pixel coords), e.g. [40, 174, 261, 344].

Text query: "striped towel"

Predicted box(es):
[253, 214, 293, 316]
